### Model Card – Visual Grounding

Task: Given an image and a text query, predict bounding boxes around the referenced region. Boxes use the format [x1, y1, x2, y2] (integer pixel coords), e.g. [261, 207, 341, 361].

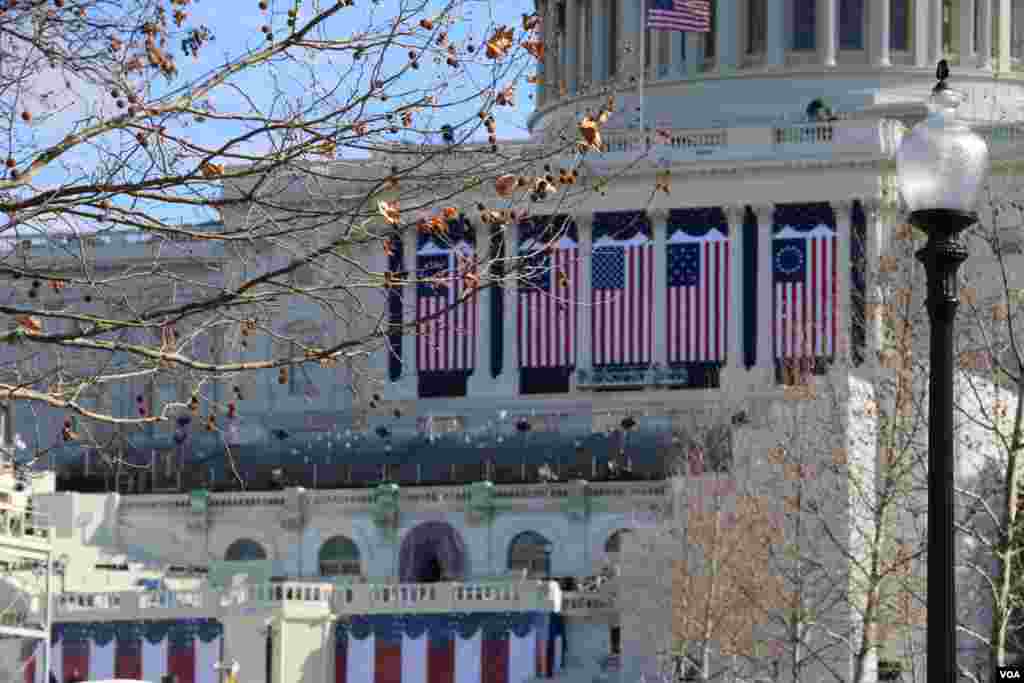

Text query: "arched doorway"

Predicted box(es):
[319, 535, 361, 577]
[398, 521, 468, 583]
[224, 538, 267, 561]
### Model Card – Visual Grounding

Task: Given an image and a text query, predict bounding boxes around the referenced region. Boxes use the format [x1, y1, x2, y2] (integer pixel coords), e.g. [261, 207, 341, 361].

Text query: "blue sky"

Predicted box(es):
[168, 0, 540, 142]
[13, 0, 542, 231]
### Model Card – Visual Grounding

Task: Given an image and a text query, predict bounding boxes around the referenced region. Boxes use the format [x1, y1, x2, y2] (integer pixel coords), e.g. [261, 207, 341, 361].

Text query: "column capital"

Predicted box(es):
[749, 203, 775, 219]
[832, 199, 855, 213]
[571, 211, 594, 226]
[647, 207, 671, 223]
[858, 197, 884, 217]
[722, 204, 746, 223]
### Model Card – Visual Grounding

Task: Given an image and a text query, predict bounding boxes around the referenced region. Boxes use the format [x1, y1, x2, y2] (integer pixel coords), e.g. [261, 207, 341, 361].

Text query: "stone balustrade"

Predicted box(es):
[118, 480, 668, 512]
[560, 591, 617, 616]
[53, 580, 562, 621]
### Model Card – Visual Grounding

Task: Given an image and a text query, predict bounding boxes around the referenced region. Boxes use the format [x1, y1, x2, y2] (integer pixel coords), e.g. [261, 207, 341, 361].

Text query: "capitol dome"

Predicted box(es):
[529, 0, 1024, 133]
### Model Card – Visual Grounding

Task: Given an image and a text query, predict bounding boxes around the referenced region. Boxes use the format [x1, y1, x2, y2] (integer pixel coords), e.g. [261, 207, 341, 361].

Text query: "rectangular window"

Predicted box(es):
[890, 0, 909, 50]
[839, 0, 865, 49]
[610, 626, 622, 654]
[705, 0, 717, 58]
[609, 0, 619, 75]
[748, 0, 767, 53]
[583, 0, 593, 79]
[793, 0, 816, 49]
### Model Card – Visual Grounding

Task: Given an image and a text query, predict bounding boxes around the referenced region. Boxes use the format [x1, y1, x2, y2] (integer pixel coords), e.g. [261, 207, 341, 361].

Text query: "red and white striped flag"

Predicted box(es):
[772, 225, 837, 362]
[666, 227, 730, 364]
[592, 234, 655, 366]
[417, 239, 479, 373]
[518, 235, 580, 368]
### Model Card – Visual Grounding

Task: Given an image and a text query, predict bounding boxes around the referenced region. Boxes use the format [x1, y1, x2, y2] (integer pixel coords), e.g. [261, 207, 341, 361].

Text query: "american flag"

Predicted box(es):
[773, 224, 837, 361]
[666, 227, 729, 364]
[518, 235, 579, 368]
[416, 239, 478, 372]
[592, 234, 654, 366]
[647, 0, 711, 32]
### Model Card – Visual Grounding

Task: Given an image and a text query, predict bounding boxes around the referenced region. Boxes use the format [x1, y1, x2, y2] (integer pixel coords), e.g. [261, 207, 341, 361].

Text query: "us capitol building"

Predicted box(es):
[1, 1, 1024, 682]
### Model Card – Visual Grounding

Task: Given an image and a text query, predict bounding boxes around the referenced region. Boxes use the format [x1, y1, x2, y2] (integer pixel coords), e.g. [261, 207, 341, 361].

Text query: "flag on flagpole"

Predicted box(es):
[647, 0, 711, 32]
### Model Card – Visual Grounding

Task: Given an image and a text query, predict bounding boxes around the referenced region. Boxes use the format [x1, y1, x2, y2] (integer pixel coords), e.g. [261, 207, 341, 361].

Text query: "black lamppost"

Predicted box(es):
[895, 60, 990, 682]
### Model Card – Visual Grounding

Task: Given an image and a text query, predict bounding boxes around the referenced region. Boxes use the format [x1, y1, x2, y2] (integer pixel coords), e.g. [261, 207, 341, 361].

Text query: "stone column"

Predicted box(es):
[818, 0, 837, 66]
[717, 0, 740, 72]
[592, 0, 608, 84]
[833, 201, 853, 366]
[931, 0, 944, 62]
[501, 222, 521, 395]
[670, 30, 685, 77]
[978, 0, 993, 68]
[914, 0, 930, 65]
[752, 204, 775, 386]
[566, 0, 580, 94]
[725, 205, 745, 372]
[766, 0, 786, 66]
[625, 0, 643, 81]
[469, 222, 495, 396]
[959, 0, 976, 64]
[579, 0, 589, 89]
[860, 199, 886, 360]
[576, 213, 594, 379]
[650, 208, 669, 368]
[871, 0, 891, 66]
[686, 32, 703, 77]
[544, 0, 560, 98]
[394, 231, 418, 400]
[999, 0, 1011, 71]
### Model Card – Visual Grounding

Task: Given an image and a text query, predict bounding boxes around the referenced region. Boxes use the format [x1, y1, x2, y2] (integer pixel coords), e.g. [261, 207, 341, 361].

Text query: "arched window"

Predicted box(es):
[605, 529, 634, 554]
[224, 538, 267, 562]
[319, 536, 361, 577]
[508, 531, 553, 577]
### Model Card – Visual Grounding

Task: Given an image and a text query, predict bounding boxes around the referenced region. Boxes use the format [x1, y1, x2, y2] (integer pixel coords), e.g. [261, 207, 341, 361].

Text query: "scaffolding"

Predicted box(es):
[0, 451, 54, 683]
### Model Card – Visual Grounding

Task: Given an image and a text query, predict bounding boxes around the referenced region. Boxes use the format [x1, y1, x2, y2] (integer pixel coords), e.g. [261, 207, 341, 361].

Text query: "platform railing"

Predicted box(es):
[53, 579, 562, 620]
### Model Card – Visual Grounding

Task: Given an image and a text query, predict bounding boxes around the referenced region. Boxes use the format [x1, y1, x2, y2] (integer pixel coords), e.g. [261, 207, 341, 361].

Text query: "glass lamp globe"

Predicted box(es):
[895, 88, 990, 214]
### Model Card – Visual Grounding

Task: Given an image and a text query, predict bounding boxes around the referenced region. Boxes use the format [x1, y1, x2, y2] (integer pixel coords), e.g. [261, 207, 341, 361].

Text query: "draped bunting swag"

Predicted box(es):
[850, 201, 867, 367]
[591, 211, 651, 241]
[388, 234, 404, 382]
[334, 612, 565, 683]
[46, 620, 222, 683]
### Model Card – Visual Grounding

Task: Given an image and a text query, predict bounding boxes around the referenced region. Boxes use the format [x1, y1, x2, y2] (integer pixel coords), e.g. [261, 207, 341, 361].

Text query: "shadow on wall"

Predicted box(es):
[299, 636, 331, 683]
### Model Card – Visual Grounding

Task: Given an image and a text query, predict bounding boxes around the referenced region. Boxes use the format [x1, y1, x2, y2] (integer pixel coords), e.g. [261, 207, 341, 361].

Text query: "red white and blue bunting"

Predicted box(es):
[335, 612, 565, 683]
[43, 619, 222, 683]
